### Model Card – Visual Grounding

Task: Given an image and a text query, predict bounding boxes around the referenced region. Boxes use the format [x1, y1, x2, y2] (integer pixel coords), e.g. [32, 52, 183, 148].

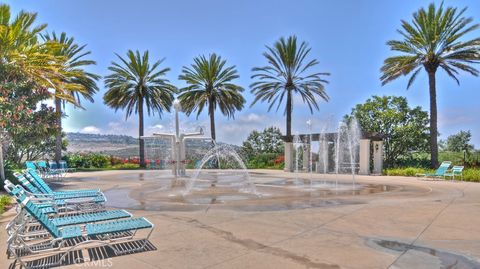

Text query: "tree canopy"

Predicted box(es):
[445, 130, 474, 152]
[242, 127, 284, 158]
[345, 95, 430, 167]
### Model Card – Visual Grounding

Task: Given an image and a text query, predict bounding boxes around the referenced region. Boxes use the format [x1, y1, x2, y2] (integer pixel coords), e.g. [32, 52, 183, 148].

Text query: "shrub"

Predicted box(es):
[112, 163, 140, 169]
[110, 156, 124, 166]
[384, 167, 428, 176]
[63, 153, 110, 168]
[463, 169, 480, 182]
[86, 153, 110, 168]
[247, 153, 283, 169]
[0, 195, 11, 214]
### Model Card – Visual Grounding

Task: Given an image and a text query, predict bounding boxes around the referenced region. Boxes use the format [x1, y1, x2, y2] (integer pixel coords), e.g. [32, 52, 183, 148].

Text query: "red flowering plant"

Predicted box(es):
[0, 66, 61, 165]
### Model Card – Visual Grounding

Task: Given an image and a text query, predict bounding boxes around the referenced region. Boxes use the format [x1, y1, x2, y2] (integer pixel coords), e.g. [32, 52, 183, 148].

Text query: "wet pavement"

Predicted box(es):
[1, 169, 479, 269]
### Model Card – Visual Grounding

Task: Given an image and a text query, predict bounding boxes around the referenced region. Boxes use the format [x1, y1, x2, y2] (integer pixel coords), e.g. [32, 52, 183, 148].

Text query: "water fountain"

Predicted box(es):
[293, 133, 303, 185]
[141, 99, 207, 177]
[184, 143, 257, 195]
[334, 118, 361, 188]
[317, 120, 331, 183]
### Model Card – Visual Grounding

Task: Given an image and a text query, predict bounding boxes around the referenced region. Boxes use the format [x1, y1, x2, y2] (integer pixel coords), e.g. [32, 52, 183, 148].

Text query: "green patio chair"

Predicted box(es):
[444, 166, 464, 181]
[415, 161, 452, 179]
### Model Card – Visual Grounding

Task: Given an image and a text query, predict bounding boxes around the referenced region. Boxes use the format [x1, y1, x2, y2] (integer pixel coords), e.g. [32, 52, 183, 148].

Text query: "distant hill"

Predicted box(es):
[66, 132, 239, 159]
[67, 132, 138, 145]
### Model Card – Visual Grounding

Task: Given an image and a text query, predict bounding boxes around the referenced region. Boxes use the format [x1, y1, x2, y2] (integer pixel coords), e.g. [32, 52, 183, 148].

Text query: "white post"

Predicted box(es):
[373, 141, 383, 174]
[284, 142, 293, 172]
[173, 99, 181, 176]
[359, 139, 370, 175]
[180, 138, 186, 176]
[171, 138, 177, 177]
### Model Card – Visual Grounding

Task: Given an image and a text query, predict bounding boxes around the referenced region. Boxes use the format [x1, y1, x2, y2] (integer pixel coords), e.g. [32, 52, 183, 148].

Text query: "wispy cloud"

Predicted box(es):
[80, 126, 101, 134]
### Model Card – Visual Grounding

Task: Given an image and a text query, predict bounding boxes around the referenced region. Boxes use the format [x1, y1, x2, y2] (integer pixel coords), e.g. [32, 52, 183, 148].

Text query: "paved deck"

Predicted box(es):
[1, 170, 479, 268]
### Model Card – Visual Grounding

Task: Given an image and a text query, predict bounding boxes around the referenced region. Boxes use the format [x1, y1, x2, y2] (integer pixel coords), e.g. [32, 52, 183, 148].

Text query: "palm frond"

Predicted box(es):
[104, 50, 176, 120]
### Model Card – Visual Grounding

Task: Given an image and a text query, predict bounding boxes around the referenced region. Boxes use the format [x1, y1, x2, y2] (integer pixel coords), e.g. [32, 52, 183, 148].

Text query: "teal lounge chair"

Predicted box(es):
[13, 173, 105, 212]
[36, 160, 61, 180]
[8, 189, 154, 269]
[59, 160, 76, 173]
[416, 161, 452, 179]
[16, 171, 105, 201]
[444, 166, 464, 181]
[25, 169, 101, 198]
[25, 161, 38, 171]
[4, 182, 131, 239]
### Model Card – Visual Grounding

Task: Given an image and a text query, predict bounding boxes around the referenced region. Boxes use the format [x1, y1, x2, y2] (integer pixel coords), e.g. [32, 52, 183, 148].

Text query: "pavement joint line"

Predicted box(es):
[130, 254, 163, 269]
[200, 204, 370, 269]
[386, 184, 467, 269]
[163, 212, 346, 269]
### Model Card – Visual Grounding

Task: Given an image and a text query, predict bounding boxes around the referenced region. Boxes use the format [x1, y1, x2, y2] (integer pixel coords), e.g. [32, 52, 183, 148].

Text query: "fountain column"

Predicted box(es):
[359, 139, 370, 175]
[303, 143, 310, 171]
[284, 142, 293, 172]
[373, 141, 383, 174]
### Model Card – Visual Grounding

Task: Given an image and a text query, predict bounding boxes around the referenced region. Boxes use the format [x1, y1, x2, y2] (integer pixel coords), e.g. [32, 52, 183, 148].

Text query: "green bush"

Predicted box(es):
[0, 195, 11, 214]
[112, 163, 139, 169]
[246, 153, 283, 169]
[86, 153, 110, 168]
[463, 169, 480, 182]
[4, 160, 20, 186]
[384, 167, 429, 176]
[63, 153, 110, 168]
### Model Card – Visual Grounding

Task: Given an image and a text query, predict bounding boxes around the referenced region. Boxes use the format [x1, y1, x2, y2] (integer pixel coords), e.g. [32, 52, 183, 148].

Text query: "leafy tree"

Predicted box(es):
[0, 66, 61, 166]
[345, 96, 430, 168]
[381, 3, 480, 168]
[446, 130, 474, 152]
[250, 35, 329, 143]
[42, 32, 100, 162]
[242, 126, 284, 158]
[104, 50, 176, 167]
[178, 54, 245, 141]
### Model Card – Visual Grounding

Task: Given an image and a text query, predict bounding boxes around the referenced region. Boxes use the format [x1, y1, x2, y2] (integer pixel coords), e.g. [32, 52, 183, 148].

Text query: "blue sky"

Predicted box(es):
[6, 0, 480, 146]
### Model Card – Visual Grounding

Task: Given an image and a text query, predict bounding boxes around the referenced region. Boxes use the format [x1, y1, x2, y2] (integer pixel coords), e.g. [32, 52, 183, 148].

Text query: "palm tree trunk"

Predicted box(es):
[138, 98, 146, 168]
[209, 101, 216, 141]
[286, 90, 292, 142]
[54, 97, 62, 163]
[427, 71, 439, 168]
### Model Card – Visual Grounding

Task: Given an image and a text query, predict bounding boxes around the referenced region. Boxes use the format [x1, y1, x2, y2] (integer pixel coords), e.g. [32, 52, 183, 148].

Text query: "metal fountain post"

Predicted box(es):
[141, 99, 205, 177]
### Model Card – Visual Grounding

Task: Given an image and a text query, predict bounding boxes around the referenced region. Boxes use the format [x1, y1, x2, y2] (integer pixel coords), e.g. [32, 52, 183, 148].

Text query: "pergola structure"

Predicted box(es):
[282, 132, 384, 175]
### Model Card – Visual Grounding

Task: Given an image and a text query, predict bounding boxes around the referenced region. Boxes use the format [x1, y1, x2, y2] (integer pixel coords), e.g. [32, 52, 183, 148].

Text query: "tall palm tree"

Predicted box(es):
[381, 3, 480, 168]
[178, 54, 245, 141]
[42, 32, 100, 162]
[104, 50, 176, 167]
[250, 35, 329, 170]
[0, 4, 74, 98]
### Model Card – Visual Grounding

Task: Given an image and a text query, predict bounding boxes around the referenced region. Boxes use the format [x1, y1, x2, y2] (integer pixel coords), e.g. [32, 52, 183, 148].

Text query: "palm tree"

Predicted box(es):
[381, 3, 480, 168]
[178, 54, 245, 141]
[0, 4, 73, 97]
[250, 35, 329, 170]
[104, 50, 176, 167]
[42, 32, 100, 162]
